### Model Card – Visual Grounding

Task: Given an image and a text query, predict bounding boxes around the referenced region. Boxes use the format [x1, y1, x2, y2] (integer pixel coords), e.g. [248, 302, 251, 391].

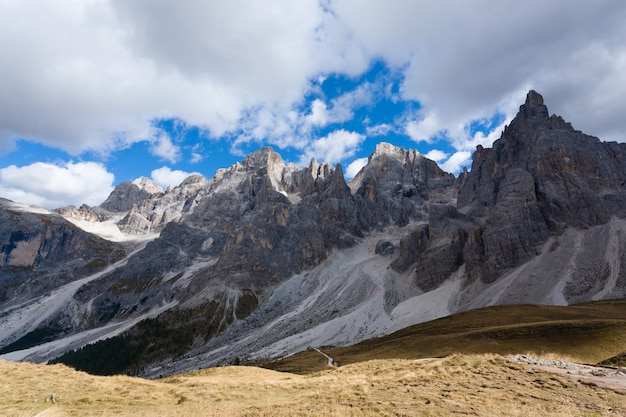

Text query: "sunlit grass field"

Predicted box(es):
[3, 354, 626, 416]
[2, 299, 626, 416]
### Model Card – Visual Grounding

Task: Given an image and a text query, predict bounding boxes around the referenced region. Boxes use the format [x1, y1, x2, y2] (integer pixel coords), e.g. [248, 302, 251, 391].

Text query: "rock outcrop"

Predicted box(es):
[351, 142, 456, 229]
[0, 199, 125, 305]
[99, 177, 163, 212]
[117, 175, 209, 235]
[457, 90, 626, 283]
[55, 204, 110, 223]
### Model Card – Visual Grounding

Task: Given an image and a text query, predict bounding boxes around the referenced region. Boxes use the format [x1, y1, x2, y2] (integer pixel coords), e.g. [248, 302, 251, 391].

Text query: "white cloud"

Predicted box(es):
[345, 157, 369, 179]
[234, 78, 383, 156]
[300, 130, 365, 165]
[304, 83, 376, 131]
[328, 1, 626, 143]
[0, 162, 114, 208]
[190, 152, 203, 164]
[187, 143, 205, 164]
[440, 151, 472, 174]
[150, 133, 181, 163]
[1, 0, 626, 177]
[365, 123, 392, 137]
[0, 0, 353, 155]
[325, 82, 375, 123]
[405, 113, 442, 143]
[305, 99, 330, 127]
[424, 149, 449, 163]
[150, 166, 201, 189]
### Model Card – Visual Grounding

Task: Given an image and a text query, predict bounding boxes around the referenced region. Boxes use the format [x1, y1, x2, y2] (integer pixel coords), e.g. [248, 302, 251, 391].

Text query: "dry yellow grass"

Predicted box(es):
[2, 354, 625, 417]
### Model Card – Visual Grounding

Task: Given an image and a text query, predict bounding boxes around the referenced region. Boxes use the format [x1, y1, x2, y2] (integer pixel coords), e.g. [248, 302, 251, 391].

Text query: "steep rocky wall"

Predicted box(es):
[0, 200, 126, 306]
[457, 90, 626, 284]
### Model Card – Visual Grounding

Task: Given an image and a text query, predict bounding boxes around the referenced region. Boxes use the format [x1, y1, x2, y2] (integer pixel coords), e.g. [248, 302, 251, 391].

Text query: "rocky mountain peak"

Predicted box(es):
[117, 174, 210, 236]
[503, 90, 574, 144]
[349, 142, 455, 227]
[54, 204, 109, 223]
[521, 89, 547, 117]
[458, 90, 616, 212]
[217, 146, 298, 196]
[99, 178, 163, 212]
[307, 157, 334, 181]
[180, 174, 206, 186]
[526, 89, 543, 106]
[372, 142, 410, 159]
[241, 146, 281, 170]
[456, 89, 626, 283]
[369, 142, 425, 167]
[134, 177, 163, 194]
[504, 90, 549, 140]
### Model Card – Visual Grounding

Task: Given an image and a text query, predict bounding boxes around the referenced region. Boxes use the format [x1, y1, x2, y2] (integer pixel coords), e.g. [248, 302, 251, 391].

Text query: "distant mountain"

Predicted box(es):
[2, 90, 626, 378]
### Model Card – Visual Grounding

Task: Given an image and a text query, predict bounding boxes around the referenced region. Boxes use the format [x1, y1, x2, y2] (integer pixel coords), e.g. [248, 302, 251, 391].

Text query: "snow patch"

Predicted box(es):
[64, 215, 159, 242]
[1, 200, 52, 215]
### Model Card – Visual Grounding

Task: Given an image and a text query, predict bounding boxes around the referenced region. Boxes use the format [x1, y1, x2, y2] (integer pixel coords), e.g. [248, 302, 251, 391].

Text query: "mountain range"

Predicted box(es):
[1, 90, 625, 378]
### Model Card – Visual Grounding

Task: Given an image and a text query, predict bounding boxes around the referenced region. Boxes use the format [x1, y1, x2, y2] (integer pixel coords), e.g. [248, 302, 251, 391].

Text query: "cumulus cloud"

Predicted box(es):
[300, 130, 365, 165]
[236, 77, 385, 154]
[300, 82, 378, 136]
[441, 151, 472, 174]
[150, 166, 201, 189]
[0, 162, 114, 208]
[0, 0, 352, 155]
[324, 82, 376, 124]
[345, 157, 369, 179]
[405, 113, 443, 144]
[1, 0, 626, 177]
[329, 1, 626, 143]
[305, 99, 330, 127]
[149, 133, 181, 163]
[366, 123, 392, 137]
[424, 149, 449, 163]
[190, 152, 203, 164]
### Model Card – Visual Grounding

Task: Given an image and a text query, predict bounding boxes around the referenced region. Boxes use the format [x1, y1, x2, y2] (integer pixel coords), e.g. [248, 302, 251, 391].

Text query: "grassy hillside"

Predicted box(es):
[2, 299, 626, 416]
[266, 299, 626, 373]
[2, 354, 625, 416]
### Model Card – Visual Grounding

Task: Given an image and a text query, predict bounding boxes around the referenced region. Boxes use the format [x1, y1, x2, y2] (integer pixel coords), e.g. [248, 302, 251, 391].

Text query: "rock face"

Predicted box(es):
[60, 175, 211, 237]
[3, 91, 626, 378]
[116, 175, 209, 235]
[55, 204, 110, 223]
[351, 142, 456, 228]
[458, 90, 626, 283]
[0, 199, 125, 306]
[100, 177, 163, 212]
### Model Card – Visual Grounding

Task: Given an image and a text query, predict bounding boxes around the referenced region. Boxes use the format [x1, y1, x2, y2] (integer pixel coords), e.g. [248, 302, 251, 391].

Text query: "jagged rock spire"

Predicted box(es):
[516, 89, 549, 126]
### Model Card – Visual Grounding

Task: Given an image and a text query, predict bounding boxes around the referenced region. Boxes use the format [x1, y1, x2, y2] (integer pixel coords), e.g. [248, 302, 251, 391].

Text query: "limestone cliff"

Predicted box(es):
[0, 199, 125, 306]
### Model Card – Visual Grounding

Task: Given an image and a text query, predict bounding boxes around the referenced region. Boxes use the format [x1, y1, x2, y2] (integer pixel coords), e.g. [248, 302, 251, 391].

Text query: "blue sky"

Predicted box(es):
[1, 1, 626, 208]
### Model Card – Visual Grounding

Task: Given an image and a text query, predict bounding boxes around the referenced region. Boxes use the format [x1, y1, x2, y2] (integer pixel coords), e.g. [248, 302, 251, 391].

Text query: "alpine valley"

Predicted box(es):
[2, 91, 626, 378]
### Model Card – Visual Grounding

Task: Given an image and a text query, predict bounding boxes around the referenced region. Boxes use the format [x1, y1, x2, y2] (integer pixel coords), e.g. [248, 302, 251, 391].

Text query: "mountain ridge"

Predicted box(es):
[2, 90, 626, 378]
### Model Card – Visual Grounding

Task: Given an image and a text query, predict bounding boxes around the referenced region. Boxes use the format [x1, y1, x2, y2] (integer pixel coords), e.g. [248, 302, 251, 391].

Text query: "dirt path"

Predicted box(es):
[509, 354, 626, 391]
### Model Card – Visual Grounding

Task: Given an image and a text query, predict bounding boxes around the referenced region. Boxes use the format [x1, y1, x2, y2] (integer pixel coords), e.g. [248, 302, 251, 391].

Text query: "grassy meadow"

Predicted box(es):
[267, 299, 626, 373]
[2, 299, 626, 416]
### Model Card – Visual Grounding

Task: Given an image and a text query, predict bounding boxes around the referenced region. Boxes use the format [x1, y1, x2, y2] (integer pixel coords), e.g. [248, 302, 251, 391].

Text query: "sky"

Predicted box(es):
[1, 1, 626, 209]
